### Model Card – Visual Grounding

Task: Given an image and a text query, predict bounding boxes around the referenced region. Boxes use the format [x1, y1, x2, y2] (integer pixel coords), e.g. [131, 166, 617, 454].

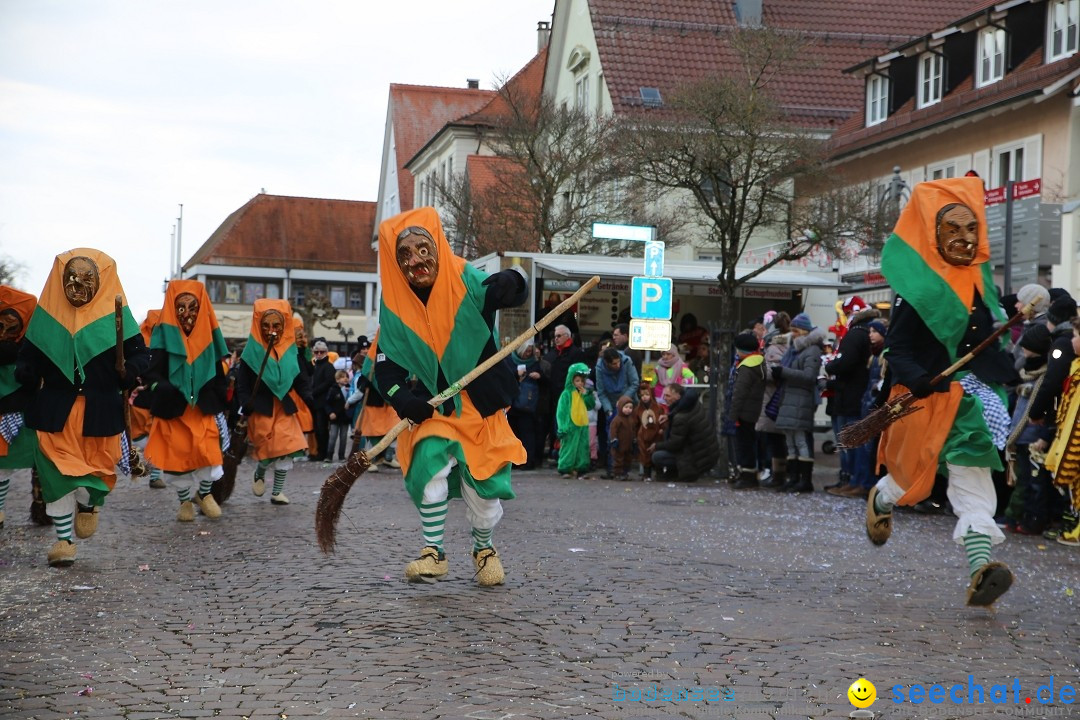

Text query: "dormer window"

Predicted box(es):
[976, 26, 1006, 87]
[917, 52, 944, 108]
[865, 75, 889, 126]
[1048, 0, 1079, 61]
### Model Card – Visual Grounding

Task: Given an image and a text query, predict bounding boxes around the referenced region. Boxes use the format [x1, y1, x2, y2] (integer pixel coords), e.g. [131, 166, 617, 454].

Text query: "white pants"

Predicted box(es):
[170, 465, 224, 496]
[46, 486, 91, 518]
[421, 456, 503, 530]
[876, 462, 1005, 545]
[259, 457, 294, 474]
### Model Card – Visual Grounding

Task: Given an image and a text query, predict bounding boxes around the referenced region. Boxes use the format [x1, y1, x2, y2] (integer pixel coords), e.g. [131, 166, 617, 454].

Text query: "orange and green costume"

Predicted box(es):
[876, 178, 1008, 505]
[373, 207, 526, 508]
[20, 248, 148, 506]
[0, 286, 38, 470]
[239, 299, 308, 461]
[145, 280, 230, 473]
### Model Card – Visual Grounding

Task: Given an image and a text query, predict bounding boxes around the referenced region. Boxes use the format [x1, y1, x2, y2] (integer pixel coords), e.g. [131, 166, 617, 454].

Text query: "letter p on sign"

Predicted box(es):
[631, 276, 672, 320]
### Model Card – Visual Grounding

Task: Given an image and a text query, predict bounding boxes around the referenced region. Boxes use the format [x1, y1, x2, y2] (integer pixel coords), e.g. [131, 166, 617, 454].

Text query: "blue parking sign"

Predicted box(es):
[630, 276, 672, 320]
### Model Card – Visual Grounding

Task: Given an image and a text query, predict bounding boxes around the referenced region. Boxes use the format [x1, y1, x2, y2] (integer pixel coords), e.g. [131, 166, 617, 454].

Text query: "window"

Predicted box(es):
[995, 144, 1025, 187]
[330, 286, 347, 309]
[447, 156, 453, 182]
[597, 72, 605, 113]
[207, 279, 224, 304]
[917, 52, 943, 108]
[1049, 0, 1080, 60]
[639, 87, 662, 107]
[348, 286, 365, 310]
[865, 75, 889, 126]
[575, 74, 589, 109]
[224, 282, 242, 304]
[243, 282, 265, 305]
[977, 26, 1006, 87]
[928, 162, 957, 180]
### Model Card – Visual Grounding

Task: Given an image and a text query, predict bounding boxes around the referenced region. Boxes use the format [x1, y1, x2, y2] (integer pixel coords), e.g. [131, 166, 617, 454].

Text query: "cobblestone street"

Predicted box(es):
[1, 454, 1077, 719]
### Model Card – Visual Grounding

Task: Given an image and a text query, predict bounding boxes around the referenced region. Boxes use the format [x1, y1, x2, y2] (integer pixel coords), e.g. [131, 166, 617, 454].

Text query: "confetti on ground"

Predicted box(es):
[77, 686, 93, 696]
[138, 564, 150, 571]
[568, 548, 587, 552]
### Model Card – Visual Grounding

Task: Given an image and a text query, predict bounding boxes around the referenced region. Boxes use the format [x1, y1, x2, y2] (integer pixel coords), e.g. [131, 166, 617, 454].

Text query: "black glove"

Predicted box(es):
[402, 396, 435, 424]
[908, 375, 934, 399]
[482, 269, 524, 306]
[771, 365, 783, 381]
[0, 340, 17, 364]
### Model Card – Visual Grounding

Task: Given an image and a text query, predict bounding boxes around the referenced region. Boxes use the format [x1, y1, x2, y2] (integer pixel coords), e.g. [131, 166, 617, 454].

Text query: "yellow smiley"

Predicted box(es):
[847, 678, 876, 709]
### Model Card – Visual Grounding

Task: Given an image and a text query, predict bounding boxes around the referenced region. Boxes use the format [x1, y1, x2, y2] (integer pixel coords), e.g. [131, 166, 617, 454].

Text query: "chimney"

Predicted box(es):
[467, 78, 480, 89]
[735, 0, 762, 27]
[537, 20, 551, 52]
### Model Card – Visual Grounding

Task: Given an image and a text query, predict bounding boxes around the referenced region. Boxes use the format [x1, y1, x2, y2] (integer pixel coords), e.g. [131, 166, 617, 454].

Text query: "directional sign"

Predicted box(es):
[630, 276, 672, 320]
[592, 223, 656, 242]
[644, 240, 665, 277]
[629, 319, 672, 351]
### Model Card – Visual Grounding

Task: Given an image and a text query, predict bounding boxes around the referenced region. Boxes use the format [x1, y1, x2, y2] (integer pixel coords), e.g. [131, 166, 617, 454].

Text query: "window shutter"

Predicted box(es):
[956, 155, 972, 176]
[972, 149, 991, 180]
[1022, 135, 1043, 180]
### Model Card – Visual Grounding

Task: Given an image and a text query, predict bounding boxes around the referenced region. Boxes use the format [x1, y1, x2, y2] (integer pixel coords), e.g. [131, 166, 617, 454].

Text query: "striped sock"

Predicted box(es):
[254, 464, 267, 481]
[471, 527, 493, 552]
[177, 486, 192, 502]
[963, 531, 992, 577]
[272, 468, 287, 496]
[149, 467, 161, 483]
[198, 477, 214, 496]
[419, 500, 447, 551]
[53, 512, 73, 541]
[0, 477, 9, 512]
[873, 491, 893, 515]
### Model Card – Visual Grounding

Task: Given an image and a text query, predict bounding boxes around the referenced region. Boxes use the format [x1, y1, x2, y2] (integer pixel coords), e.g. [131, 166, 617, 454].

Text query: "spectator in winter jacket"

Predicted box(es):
[731, 332, 767, 489]
[594, 347, 639, 476]
[756, 313, 790, 488]
[608, 395, 636, 480]
[824, 296, 881, 497]
[325, 369, 351, 462]
[772, 313, 826, 493]
[650, 384, 720, 482]
[634, 381, 666, 480]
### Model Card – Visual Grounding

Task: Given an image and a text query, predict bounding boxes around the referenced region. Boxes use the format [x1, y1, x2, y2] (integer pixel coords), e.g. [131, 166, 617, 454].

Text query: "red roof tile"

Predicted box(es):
[184, 194, 377, 272]
[388, 85, 495, 209]
[588, 0, 971, 128]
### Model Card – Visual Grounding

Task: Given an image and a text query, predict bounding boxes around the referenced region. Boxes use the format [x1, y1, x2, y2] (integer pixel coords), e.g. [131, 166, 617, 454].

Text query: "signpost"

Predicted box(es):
[592, 223, 672, 351]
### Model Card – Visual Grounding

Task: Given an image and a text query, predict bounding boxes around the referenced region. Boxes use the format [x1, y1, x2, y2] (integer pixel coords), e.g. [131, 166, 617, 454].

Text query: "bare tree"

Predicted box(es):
[617, 27, 870, 470]
[296, 290, 340, 343]
[433, 76, 690, 258]
[0, 254, 25, 287]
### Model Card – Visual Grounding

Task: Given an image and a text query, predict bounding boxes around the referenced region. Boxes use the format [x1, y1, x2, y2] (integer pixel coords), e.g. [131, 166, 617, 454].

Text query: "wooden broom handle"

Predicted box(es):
[927, 300, 1036, 385]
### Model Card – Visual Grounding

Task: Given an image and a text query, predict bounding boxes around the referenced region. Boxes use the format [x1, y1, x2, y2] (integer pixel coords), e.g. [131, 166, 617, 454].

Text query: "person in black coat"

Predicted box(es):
[309, 340, 336, 461]
[650, 385, 720, 482]
[824, 297, 880, 496]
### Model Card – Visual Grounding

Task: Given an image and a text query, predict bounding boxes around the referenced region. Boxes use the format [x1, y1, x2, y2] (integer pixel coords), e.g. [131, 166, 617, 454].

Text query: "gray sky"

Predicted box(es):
[0, 0, 554, 317]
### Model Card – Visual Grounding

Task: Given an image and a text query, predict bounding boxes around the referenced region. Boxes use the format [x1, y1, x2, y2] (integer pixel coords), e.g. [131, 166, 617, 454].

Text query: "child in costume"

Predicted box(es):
[0, 286, 38, 531]
[556, 363, 594, 478]
[17, 249, 150, 566]
[608, 394, 636, 480]
[1043, 317, 1080, 546]
[633, 381, 665, 480]
[863, 178, 1021, 607]
[372, 207, 528, 586]
[143, 280, 230, 522]
[237, 299, 313, 506]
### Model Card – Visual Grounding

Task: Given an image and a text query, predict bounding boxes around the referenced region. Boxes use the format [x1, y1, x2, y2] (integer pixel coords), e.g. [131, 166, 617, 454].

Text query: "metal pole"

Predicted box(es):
[1003, 180, 1014, 296]
[176, 204, 184, 278]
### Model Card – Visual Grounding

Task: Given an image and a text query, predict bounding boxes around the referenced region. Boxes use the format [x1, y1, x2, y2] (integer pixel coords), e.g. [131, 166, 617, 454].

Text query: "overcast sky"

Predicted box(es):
[0, 0, 554, 317]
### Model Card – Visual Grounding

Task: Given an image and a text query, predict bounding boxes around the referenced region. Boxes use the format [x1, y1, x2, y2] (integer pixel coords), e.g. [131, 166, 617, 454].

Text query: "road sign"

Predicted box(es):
[629, 319, 672, 351]
[592, 223, 656, 242]
[644, 240, 665, 277]
[630, 277, 672, 320]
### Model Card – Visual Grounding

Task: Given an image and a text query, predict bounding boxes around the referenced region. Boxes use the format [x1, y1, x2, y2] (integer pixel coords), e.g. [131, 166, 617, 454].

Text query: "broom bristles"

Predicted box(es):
[836, 394, 921, 449]
[315, 450, 371, 553]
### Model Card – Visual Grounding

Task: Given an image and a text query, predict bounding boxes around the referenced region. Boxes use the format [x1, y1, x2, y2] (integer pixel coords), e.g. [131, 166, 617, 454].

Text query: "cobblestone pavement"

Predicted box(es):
[1, 452, 1077, 720]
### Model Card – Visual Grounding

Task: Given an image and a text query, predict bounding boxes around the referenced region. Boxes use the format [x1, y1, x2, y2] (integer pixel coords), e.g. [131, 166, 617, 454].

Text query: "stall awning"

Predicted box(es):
[532, 255, 843, 289]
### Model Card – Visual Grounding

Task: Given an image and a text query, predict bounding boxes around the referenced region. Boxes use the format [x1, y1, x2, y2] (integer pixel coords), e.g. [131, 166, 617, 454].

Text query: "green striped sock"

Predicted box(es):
[471, 527, 493, 552]
[272, 469, 287, 496]
[53, 512, 73, 541]
[254, 464, 267, 481]
[420, 500, 447, 551]
[198, 477, 214, 496]
[963, 531, 992, 577]
[0, 477, 9, 512]
[177, 487, 192, 502]
[148, 467, 161, 483]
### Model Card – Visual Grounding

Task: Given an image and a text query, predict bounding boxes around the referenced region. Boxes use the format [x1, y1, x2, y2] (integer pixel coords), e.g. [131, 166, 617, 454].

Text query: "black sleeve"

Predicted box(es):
[292, 360, 314, 408]
[883, 297, 950, 394]
[1029, 338, 1075, 421]
[824, 330, 868, 378]
[123, 333, 151, 389]
[481, 267, 528, 316]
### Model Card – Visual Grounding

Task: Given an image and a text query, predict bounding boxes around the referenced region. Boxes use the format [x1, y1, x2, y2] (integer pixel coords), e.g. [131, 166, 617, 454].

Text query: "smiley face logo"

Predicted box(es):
[847, 678, 876, 708]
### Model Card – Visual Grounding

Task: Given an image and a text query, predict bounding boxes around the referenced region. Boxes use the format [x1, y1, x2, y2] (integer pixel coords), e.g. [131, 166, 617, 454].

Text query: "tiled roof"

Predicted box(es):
[406, 49, 549, 169]
[587, 0, 971, 128]
[184, 194, 377, 272]
[388, 85, 494, 209]
[829, 56, 1080, 157]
